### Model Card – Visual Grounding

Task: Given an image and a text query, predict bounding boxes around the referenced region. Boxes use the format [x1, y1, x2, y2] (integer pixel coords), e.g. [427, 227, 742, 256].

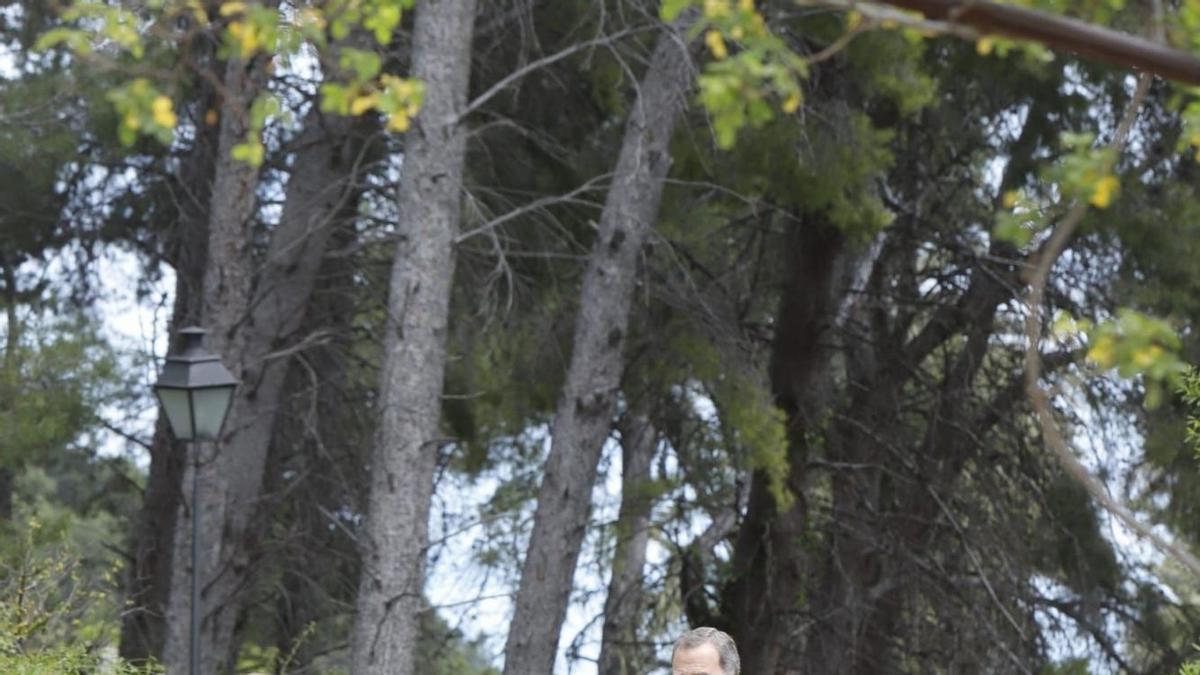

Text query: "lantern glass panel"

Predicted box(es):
[156, 388, 195, 441]
[193, 386, 235, 441]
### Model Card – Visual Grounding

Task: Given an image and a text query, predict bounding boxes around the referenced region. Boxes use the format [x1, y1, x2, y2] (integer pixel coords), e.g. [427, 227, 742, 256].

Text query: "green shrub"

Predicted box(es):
[0, 519, 158, 674]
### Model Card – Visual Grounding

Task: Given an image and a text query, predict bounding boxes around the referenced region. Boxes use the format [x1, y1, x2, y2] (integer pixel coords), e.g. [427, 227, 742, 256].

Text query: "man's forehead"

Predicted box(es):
[672, 642, 722, 675]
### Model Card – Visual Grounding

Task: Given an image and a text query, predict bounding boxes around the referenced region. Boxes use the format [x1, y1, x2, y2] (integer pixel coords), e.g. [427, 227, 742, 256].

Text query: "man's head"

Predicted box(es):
[671, 627, 740, 675]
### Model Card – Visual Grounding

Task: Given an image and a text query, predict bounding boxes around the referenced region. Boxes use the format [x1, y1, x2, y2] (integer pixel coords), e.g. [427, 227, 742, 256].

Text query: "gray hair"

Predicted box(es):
[672, 627, 740, 675]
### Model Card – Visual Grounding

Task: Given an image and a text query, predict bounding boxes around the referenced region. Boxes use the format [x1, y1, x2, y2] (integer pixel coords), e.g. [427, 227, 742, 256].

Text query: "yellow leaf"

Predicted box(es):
[704, 0, 731, 18]
[976, 37, 995, 55]
[387, 113, 411, 133]
[382, 75, 415, 99]
[782, 92, 801, 114]
[1051, 312, 1078, 339]
[297, 8, 325, 29]
[1134, 344, 1164, 368]
[219, 2, 246, 16]
[738, 0, 754, 9]
[1087, 336, 1116, 368]
[1089, 175, 1119, 209]
[187, 0, 209, 25]
[847, 10, 863, 30]
[123, 113, 141, 131]
[350, 94, 379, 116]
[705, 30, 728, 59]
[151, 96, 177, 129]
[228, 21, 259, 58]
[1002, 190, 1019, 208]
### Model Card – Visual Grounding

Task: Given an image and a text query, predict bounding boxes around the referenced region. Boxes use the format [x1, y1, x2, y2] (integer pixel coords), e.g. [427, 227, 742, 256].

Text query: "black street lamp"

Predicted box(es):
[153, 327, 237, 675]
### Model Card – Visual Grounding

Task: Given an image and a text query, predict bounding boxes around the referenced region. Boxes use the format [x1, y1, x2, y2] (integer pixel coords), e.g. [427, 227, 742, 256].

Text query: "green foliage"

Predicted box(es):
[794, 111, 895, 238]
[0, 319, 118, 473]
[323, 0, 410, 45]
[35, 0, 422, 155]
[218, 1, 283, 60]
[20, 0, 1200, 670]
[6, 452, 145, 649]
[322, 64, 425, 134]
[1033, 475, 1120, 594]
[1046, 132, 1120, 208]
[33, 2, 144, 57]
[667, 0, 807, 148]
[442, 312, 565, 472]
[106, 79, 176, 146]
[1180, 368, 1200, 460]
[845, 28, 936, 116]
[1086, 309, 1186, 408]
[698, 54, 802, 149]
[971, 33, 1054, 64]
[1108, 180, 1200, 322]
[994, 187, 1048, 247]
[1040, 660, 1091, 675]
[0, 76, 87, 259]
[234, 621, 316, 674]
[0, 516, 155, 674]
[671, 105, 894, 239]
[712, 375, 792, 509]
[230, 93, 282, 167]
[995, 131, 1120, 246]
[416, 610, 501, 675]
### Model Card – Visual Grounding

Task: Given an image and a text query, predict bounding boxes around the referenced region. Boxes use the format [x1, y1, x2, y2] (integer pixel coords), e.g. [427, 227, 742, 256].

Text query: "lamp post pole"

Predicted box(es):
[191, 446, 200, 675]
[152, 327, 238, 675]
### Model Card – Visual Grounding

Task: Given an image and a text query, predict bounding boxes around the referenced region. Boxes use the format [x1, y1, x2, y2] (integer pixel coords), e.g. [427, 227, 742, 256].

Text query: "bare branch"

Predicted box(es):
[456, 24, 656, 123]
[455, 173, 612, 244]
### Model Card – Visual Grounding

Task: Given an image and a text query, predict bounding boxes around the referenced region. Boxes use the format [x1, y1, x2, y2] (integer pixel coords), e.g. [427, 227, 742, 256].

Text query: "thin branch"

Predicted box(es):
[805, 0, 978, 41]
[454, 172, 612, 244]
[455, 25, 656, 123]
[1021, 72, 1200, 579]
[98, 419, 153, 451]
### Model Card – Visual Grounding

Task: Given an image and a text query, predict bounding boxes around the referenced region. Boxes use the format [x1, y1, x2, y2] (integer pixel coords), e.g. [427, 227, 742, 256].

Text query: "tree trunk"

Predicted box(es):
[160, 43, 270, 672]
[230, 107, 384, 669]
[723, 100, 1047, 673]
[263, 163, 371, 672]
[164, 102, 378, 671]
[598, 409, 658, 675]
[801, 244, 1018, 674]
[722, 220, 848, 675]
[2, 255, 18, 369]
[796, 110, 1041, 674]
[0, 469, 11, 523]
[502, 20, 696, 675]
[1, 257, 19, 523]
[350, 1, 477, 673]
[119, 72, 220, 663]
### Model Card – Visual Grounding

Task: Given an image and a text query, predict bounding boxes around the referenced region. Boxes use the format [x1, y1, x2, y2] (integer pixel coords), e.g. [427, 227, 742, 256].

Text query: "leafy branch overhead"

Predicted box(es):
[36, 0, 423, 163]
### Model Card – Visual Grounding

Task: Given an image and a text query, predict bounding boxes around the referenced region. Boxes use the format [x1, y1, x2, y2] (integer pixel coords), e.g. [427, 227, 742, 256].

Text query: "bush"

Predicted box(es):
[0, 518, 158, 674]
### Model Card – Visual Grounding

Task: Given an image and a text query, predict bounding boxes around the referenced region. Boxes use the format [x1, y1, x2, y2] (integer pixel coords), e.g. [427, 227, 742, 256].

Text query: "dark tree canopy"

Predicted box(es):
[4, 0, 1200, 673]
